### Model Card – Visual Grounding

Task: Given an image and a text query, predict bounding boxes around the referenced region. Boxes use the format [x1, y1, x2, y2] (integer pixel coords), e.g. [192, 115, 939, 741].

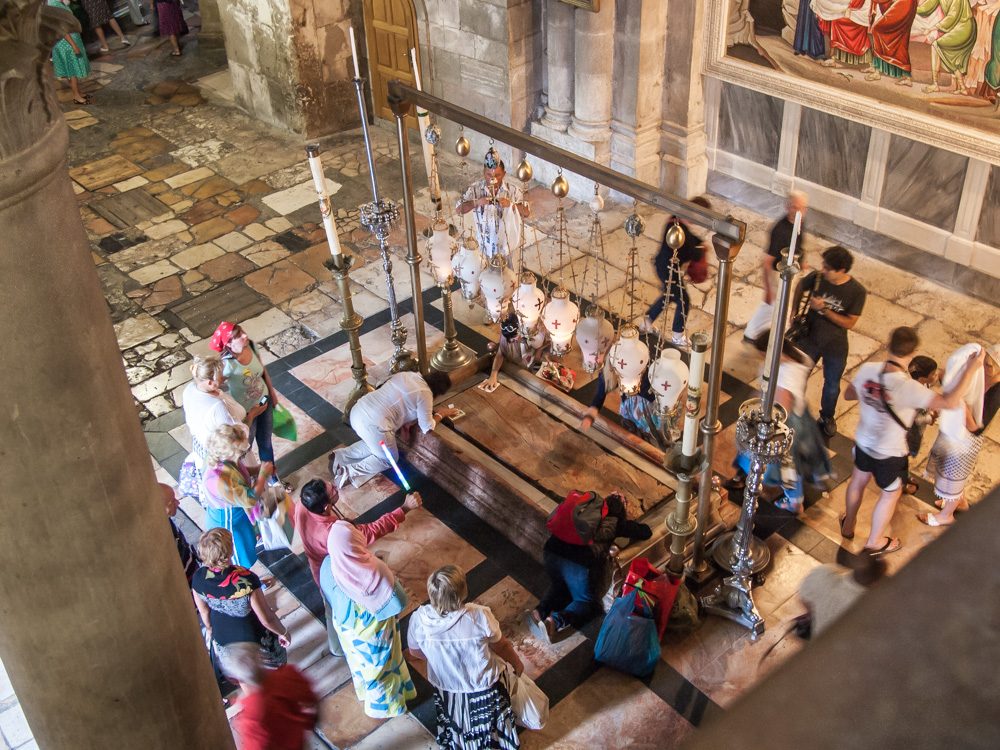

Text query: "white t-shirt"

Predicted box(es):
[777, 360, 810, 416]
[407, 603, 503, 693]
[852, 363, 935, 458]
[181, 383, 246, 468]
[355, 371, 436, 434]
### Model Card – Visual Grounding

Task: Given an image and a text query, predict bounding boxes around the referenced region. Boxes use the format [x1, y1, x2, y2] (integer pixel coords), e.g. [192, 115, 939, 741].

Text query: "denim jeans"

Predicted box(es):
[799, 340, 848, 422]
[249, 403, 275, 464]
[646, 280, 689, 334]
[537, 549, 600, 630]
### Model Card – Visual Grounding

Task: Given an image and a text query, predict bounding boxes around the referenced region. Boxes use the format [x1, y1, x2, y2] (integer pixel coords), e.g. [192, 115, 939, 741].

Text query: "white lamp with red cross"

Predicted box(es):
[609, 324, 649, 395]
[480, 256, 516, 322]
[648, 348, 688, 415]
[576, 311, 614, 373]
[542, 287, 579, 357]
[512, 272, 545, 334]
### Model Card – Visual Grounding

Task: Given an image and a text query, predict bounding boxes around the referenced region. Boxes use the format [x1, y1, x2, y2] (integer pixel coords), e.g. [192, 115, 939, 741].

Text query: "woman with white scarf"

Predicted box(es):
[920, 343, 1000, 526]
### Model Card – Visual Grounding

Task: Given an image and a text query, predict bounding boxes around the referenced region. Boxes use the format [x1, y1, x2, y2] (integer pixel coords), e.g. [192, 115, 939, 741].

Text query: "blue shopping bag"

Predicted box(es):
[594, 590, 661, 677]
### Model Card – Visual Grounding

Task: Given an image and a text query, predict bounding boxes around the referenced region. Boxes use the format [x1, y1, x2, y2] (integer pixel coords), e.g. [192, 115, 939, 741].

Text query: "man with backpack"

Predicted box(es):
[526, 490, 651, 642]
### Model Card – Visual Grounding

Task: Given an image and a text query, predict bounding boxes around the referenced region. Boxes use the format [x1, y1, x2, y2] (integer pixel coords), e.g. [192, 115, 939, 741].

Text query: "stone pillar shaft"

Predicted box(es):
[568, 0, 616, 142]
[0, 3, 235, 747]
[541, 0, 575, 131]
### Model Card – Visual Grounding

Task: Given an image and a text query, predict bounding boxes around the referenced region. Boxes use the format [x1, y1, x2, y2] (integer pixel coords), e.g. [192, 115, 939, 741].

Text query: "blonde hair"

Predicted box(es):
[427, 565, 468, 616]
[205, 423, 249, 466]
[198, 527, 235, 569]
[218, 642, 262, 688]
[190, 355, 224, 384]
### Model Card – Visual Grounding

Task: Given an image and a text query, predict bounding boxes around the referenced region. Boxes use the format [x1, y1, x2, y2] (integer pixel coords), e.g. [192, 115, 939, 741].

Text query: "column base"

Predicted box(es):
[540, 108, 572, 132]
[660, 124, 708, 199]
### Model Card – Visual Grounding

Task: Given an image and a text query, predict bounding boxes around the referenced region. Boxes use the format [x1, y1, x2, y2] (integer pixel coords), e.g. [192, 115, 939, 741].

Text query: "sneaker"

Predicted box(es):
[523, 610, 554, 644]
[818, 417, 837, 438]
[637, 316, 654, 334]
[671, 332, 691, 350]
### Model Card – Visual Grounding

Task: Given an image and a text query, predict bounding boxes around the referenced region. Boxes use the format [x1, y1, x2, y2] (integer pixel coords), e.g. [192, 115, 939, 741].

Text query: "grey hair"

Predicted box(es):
[190, 355, 224, 384]
[787, 190, 809, 208]
[217, 642, 262, 688]
[205, 423, 249, 466]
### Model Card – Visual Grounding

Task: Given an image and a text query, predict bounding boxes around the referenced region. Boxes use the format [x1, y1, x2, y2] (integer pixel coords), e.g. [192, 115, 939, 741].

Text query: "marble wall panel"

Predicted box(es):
[795, 107, 870, 197]
[976, 166, 1000, 248]
[881, 136, 967, 231]
[717, 83, 783, 169]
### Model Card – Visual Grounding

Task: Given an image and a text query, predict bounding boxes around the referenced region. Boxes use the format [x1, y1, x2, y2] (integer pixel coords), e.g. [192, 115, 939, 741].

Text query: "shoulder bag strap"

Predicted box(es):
[877, 365, 912, 431]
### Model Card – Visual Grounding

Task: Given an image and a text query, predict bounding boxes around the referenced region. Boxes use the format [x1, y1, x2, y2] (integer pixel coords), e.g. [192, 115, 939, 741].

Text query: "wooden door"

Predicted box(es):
[363, 0, 419, 123]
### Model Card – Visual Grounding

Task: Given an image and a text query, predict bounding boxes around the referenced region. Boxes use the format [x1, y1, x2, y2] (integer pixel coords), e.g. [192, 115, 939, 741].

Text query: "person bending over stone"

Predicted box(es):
[527, 490, 651, 642]
[331, 370, 457, 488]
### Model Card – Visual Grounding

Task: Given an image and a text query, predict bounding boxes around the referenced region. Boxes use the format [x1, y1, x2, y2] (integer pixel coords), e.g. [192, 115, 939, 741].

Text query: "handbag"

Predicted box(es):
[258, 483, 294, 550]
[622, 557, 681, 639]
[272, 403, 298, 441]
[685, 249, 709, 284]
[785, 271, 820, 344]
[594, 591, 661, 677]
[509, 670, 549, 730]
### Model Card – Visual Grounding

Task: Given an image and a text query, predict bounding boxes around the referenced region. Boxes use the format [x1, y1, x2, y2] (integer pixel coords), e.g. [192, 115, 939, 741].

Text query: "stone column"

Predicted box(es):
[197, 0, 226, 51]
[944, 158, 990, 266]
[610, 0, 669, 185]
[772, 101, 802, 194]
[660, 0, 710, 199]
[540, 0, 575, 131]
[0, 3, 235, 748]
[568, 0, 616, 151]
[855, 128, 891, 230]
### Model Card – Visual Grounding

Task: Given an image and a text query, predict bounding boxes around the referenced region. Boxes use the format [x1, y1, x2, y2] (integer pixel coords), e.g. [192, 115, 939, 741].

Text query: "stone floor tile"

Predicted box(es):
[191, 216, 237, 244]
[143, 161, 190, 182]
[170, 138, 237, 167]
[198, 252, 256, 283]
[113, 175, 149, 192]
[143, 219, 187, 240]
[239, 308, 296, 342]
[129, 259, 179, 285]
[244, 259, 318, 304]
[285, 242, 333, 281]
[350, 714, 437, 750]
[172, 242, 225, 270]
[265, 216, 294, 233]
[314, 683, 388, 749]
[185, 175, 238, 201]
[141, 275, 183, 312]
[281, 289, 338, 320]
[180, 199, 226, 225]
[164, 166, 215, 189]
[241, 239, 291, 267]
[243, 222, 275, 241]
[520, 668, 692, 750]
[214, 231, 252, 252]
[69, 154, 143, 190]
[224, 204, 261, 227]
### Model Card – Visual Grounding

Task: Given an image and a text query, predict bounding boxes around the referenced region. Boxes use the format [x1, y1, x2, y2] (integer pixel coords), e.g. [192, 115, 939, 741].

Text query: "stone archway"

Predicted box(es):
[363, 0, 420, 122]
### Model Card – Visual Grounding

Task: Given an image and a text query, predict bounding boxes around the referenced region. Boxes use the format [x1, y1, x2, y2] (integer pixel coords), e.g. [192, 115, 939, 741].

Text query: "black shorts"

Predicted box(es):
[854, 446, 908, 491]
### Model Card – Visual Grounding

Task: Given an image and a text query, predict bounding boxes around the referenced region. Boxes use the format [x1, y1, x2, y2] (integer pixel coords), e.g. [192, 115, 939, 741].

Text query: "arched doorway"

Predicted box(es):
[363, 0, 420, 122]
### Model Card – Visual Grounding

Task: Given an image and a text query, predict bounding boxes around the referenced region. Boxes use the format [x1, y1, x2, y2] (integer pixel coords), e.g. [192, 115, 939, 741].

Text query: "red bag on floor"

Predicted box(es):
[622, 557, 680, 639]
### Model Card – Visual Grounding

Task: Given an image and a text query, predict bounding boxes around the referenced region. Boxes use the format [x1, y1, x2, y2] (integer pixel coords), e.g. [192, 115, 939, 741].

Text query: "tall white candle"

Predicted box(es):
[306, 147, 342, 257]
[681, 345, 707, 455]
[409, 48, 440, 201]
[787, 210, 802, 266]
[348, 26, 361, 79]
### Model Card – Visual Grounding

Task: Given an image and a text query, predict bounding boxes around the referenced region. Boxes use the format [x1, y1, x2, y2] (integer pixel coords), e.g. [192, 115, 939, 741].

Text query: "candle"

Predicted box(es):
[348, 26, 361, 79]
[681, 344, 707, 456]
[787, 210, 802, 267]
[409, 47, 440, 202]
[306, 145, 342, 257]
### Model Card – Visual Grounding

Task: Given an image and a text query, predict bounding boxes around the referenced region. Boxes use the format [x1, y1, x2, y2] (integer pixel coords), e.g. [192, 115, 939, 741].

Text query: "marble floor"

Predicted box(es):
[5, 7, 998, 749]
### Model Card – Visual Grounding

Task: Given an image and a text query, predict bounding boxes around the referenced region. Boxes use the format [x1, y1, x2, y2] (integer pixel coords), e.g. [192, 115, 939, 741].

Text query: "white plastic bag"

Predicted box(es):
[509, 671, 549, 730]
[259, 509, 291, 551]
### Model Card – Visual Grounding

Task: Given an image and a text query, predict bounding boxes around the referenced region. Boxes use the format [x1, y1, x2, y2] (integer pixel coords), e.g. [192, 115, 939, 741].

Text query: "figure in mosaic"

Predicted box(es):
[918, 0, 978, 93]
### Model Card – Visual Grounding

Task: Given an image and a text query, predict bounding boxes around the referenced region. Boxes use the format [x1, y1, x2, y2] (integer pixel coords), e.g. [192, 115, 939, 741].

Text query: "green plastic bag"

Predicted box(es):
[272, 403, 297, 442]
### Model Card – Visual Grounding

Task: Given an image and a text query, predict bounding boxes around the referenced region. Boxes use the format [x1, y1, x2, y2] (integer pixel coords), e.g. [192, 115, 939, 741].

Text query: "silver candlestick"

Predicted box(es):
[700, 246, 800, 638]
[352, 76, 417, 374]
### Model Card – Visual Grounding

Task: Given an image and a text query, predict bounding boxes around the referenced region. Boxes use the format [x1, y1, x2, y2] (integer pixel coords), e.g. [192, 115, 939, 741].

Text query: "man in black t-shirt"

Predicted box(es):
[791, 245, 867, 437]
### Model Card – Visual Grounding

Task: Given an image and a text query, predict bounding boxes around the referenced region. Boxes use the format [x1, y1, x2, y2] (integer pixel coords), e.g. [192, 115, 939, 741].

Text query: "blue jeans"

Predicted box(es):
[798, 341, 848, 422]
[249, 403, 275, 464]
[735, 452, 804, 504]
[537, 549, 600, 630]
[647, 280, 689, 334]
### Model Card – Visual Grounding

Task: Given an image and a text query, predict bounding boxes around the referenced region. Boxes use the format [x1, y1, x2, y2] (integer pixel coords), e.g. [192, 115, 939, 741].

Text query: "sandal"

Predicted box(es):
[903, 476, 919, 495]
[170, 50, 182, 57]
[120, 38, 133, 47]
[98, 47, 110, 53]
[865, 537, 902, 556]
[838, 514, 854, 540]
[917, 513, 952, 528]
[934, 498, 970, 512]
[72, 94, 92, 105]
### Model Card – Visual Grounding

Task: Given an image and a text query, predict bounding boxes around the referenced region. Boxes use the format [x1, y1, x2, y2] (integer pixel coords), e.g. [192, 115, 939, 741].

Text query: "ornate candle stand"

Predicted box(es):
[352, 75, 417, 374]
[307, 144, 373, 419]
[700, 248, 800, 637]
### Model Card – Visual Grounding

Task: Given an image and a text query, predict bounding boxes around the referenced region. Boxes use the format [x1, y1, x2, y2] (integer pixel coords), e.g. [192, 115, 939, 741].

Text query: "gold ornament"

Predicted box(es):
[515, 158, 533, 182]
[665, 221, 686, 251]
[551, 173, 569, 198]
[455, 136, 471, 157]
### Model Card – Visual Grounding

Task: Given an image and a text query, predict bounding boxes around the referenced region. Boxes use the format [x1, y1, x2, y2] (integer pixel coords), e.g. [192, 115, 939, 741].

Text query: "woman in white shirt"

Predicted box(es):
[177, 356, 262, 508]
[407, 566, 525, 750]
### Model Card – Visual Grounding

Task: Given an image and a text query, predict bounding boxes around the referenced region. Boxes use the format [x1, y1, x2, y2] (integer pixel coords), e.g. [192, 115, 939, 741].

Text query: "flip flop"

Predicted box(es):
[170, 50, 182, 57]
[917, 513, 952, 528]
[838, 514, 854, 540]
[865, 537, 902, 556]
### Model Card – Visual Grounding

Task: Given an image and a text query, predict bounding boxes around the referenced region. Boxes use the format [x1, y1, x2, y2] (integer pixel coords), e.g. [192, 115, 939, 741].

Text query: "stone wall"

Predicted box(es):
[217, 0, 303, 133]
